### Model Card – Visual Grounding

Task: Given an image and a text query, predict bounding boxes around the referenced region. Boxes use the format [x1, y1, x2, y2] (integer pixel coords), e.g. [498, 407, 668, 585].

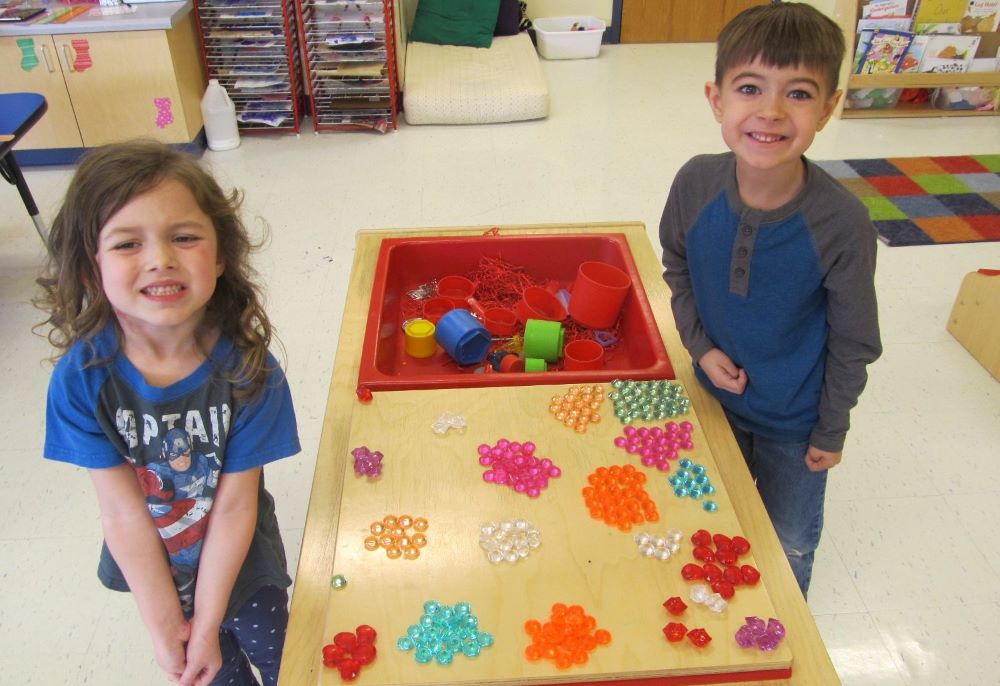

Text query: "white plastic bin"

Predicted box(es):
[533, 16, 606, 60]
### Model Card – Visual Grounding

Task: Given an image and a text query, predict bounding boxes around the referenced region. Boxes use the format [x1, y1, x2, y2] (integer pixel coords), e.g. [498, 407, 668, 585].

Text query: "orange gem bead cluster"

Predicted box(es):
[582, 464, 659, 530]
[363, 514, 428, 560]
[548, 384, 604, 433]
[523, 603, 611, 669]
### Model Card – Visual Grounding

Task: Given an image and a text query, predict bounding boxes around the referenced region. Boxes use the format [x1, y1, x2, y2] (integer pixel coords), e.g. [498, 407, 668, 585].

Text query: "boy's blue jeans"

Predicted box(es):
[725, 412, 827, 599]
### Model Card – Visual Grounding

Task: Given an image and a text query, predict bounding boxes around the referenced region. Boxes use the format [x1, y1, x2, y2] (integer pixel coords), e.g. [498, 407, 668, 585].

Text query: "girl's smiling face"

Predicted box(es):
[95, 178, 224, 340]
[705, 58, 841, 178]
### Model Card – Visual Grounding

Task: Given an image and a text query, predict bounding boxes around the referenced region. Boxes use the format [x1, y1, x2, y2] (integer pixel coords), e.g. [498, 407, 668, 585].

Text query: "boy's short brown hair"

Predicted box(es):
[715, 2, 845, 93]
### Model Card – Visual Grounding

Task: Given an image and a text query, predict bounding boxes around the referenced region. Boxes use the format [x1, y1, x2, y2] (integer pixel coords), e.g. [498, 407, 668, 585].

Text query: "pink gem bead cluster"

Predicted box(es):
[351, 446, 384, 477]
[613, 421, 694, 471]
[477, 439, 562, 498]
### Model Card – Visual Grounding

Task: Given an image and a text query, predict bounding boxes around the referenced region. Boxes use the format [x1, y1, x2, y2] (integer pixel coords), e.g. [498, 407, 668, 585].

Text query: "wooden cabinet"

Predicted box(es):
[0, 34, 83, 149]
[0, 13, 205, 150]
[834, 0, 1000, 118]
[620, 0, 769, 43]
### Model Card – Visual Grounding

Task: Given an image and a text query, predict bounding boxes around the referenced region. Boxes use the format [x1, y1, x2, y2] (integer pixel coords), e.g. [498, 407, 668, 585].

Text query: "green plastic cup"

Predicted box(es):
[523, 319, 565, 362]
[524, 357, 547, 372]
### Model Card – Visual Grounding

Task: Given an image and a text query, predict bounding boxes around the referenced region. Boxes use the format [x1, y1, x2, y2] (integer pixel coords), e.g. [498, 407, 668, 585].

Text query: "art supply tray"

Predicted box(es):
[357, 233, 674, 391]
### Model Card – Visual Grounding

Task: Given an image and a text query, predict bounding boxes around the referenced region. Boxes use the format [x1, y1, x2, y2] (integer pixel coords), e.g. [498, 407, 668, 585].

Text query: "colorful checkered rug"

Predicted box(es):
[816, 155, 1000, 247]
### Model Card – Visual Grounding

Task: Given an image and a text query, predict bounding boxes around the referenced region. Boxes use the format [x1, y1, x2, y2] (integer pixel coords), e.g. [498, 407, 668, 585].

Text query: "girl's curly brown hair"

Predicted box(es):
[34, 140, 276, 398]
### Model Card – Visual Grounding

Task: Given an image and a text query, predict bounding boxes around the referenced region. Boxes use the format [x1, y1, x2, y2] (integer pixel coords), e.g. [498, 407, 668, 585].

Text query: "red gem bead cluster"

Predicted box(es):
[680, 529, 759, 599]
[582, 464, 659, 531]
[523, 603, 611, 670]
[322, 624, 377, 681]
[613, 421, 694, 471]
[363, 514, 428, 560]
[660, 598, 711, 647]
[477, 439, 562, 498]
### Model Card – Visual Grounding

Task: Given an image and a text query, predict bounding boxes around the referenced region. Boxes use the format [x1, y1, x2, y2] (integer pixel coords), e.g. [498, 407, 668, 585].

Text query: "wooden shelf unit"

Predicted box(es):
[294, 0, 399, 133]
[193, 0, 305, 134]
[834, 0, 1000, 118]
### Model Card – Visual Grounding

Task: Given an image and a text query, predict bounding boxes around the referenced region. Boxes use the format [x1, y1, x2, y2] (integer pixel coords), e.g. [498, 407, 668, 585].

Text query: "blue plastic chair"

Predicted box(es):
[0, 92, 48, 241]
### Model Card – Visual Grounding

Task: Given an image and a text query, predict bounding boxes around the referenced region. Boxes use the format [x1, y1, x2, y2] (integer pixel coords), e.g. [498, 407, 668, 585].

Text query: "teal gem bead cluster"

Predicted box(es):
[669, 458, 719, 513]
[396, 600, 494, 665]
[608, 379, 691, 424]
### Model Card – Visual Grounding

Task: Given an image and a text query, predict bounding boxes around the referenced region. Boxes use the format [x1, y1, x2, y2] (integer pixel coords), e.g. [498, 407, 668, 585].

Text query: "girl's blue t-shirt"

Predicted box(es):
[43, 325, 300, 617]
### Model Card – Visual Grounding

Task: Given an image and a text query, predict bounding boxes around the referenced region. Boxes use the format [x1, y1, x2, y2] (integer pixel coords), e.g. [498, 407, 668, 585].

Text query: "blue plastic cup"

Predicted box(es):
[434, 309, 491, 366]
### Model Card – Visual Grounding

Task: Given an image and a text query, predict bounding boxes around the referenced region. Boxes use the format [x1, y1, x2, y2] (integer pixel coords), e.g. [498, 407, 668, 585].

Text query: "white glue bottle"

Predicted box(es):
[200, 79, 240, 151]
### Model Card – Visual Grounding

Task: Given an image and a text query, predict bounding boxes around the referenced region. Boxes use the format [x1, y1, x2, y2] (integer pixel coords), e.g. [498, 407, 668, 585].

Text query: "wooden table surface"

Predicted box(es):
[278, 222, 841, 686]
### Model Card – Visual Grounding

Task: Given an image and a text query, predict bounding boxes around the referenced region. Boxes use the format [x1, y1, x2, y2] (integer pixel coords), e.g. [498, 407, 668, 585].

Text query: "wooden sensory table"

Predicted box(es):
[279, 222, 841, 686]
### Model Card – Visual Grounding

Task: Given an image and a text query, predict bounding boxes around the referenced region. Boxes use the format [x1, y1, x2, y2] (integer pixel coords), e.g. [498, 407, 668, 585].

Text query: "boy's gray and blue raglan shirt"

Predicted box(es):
[660, 152, 882, 452]
[44, 325, 300, 619]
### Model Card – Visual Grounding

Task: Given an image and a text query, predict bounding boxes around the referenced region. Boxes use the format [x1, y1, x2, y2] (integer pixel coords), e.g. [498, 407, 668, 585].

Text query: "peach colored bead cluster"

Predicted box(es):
[548, 384, 605, 433]
[523, 603, 611, 669]
[363, 514, 428, 560]
[582, 464, 659, 531]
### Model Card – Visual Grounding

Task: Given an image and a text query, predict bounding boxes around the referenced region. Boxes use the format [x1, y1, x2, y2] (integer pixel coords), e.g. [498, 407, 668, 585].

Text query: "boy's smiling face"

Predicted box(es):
[705, 58, 841, 178]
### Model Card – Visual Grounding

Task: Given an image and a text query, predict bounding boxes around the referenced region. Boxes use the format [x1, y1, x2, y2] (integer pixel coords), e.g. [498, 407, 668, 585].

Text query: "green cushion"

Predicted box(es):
[409, 0, 502, 49]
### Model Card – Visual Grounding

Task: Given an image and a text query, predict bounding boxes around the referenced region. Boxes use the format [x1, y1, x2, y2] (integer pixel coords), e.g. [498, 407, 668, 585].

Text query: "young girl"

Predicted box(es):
[36, 140, 300, 686]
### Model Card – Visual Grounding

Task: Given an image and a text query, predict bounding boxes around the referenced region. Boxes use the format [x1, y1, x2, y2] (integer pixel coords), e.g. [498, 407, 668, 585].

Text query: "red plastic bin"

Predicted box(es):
[358, 233, 674, 392]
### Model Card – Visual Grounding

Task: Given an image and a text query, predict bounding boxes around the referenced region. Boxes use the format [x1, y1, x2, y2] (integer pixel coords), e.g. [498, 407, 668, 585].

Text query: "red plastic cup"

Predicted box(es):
[498, 354, 524, 372]
[437, 275, 476, 309]
[516, 286, 567, 323]
[568, 261, 631, 329]
[483, 307, 517, 336]
[422, 296, 455, 324]
[563, 338, 605, 370]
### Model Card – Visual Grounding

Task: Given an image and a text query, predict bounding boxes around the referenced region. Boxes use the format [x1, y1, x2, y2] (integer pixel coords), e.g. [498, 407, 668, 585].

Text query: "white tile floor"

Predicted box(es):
[3, 42, 999, 685]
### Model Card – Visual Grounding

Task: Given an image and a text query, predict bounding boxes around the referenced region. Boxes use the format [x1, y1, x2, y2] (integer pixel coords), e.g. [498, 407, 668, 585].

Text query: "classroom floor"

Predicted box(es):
[3, 42, 999, 685]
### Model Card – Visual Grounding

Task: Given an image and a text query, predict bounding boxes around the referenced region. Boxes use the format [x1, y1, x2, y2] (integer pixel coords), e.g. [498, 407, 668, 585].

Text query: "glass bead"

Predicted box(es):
[403, 546, 420, 560]
[413, 517, 429, 532]
[363, 536, 379, 551]
[383, 515, 398, 527]
[414, 647, 433, 664]
[477, 632, 494, 647]
[412, 533, 427, 547]
[407, 625, 421, 639]
[690, 583, 711, 604]
[331, 574, 347, 589]
[386, 546, 402, 559]
[397, 636, 414, 651]
[704, 484, 716, 495]
[398, 515, 413, 528]
[703, 500, 719, 513]
[379, 535, 395, 548]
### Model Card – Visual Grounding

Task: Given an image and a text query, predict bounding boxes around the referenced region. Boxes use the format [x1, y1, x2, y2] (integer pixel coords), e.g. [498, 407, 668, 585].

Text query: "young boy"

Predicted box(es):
[659, 2, 882, 597]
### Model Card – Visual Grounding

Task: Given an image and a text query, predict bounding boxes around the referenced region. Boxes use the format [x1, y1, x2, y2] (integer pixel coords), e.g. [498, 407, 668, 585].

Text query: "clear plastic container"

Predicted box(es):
[200, 79, 240, 151]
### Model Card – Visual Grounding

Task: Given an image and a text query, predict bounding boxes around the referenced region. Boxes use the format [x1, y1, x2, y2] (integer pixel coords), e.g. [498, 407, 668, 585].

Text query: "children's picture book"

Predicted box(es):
[853, 29, 877, 72]
[0, 7, 46, 22]
[913, 0, 968, 32]
[858, 29, 915, 73]
[919, 33, 982, 71]
[961, 0, 1000, 32]
[864, 0, 911, 17]
[900, 34, 931, 70]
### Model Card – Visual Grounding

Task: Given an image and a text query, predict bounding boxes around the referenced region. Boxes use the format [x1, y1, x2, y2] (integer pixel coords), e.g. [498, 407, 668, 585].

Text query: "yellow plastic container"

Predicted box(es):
[404, 319, 437, 358]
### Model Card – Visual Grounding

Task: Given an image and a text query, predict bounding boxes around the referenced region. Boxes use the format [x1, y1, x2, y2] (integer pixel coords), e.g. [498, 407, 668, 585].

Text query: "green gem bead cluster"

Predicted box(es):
[608, 379, 691, 424]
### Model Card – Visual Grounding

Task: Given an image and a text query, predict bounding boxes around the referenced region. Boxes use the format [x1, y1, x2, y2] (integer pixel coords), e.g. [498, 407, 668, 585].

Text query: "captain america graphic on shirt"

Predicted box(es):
[136, 427, 222, 613]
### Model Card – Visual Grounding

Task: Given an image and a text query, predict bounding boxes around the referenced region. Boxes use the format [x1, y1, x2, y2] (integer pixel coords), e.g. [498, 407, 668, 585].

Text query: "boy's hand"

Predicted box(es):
[805, 445, 842, 472]
[152, 620, 190, 682]
[698, 348, 747, 394]
[178, 623, 222, 686]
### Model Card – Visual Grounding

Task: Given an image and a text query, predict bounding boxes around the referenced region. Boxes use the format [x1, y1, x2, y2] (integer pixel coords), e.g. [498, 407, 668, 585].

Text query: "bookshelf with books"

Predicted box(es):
[835, 0, 1000, 117]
